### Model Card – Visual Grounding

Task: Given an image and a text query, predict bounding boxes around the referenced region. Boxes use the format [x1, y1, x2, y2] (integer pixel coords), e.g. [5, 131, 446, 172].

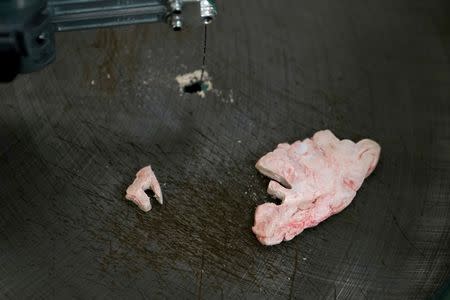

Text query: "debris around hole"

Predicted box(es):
[176, 70, 212, 97]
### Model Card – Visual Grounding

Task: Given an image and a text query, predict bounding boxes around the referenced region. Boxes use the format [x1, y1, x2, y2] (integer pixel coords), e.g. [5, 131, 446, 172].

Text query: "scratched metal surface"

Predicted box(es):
[1, 0, 449, 299]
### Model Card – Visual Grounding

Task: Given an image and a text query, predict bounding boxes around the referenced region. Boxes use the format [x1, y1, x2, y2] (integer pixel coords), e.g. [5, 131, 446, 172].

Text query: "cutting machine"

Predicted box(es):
[0, 0, 217, 82]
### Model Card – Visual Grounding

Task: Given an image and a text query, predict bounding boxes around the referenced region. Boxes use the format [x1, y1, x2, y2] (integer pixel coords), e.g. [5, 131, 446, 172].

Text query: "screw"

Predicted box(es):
[36, 32, 48, 45]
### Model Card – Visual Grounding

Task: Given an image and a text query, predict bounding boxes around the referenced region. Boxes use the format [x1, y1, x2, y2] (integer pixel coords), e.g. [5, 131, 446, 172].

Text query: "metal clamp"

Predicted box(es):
[168, 0, 217, 31]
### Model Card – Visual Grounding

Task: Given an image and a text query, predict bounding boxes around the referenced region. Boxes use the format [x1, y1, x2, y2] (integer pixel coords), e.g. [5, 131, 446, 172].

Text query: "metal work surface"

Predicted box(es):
[1, 0, 449, 298]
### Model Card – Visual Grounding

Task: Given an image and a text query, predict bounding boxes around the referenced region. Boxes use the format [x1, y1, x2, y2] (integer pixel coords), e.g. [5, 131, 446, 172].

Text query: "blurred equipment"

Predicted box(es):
[0, 0, 217, 82]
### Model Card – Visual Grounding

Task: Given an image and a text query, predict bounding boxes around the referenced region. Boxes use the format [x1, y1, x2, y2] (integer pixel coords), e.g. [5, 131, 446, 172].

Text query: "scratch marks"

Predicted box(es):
[288, 249, 299, 300]
[392, 216, 425, 257]
[198, 250, 205, 300]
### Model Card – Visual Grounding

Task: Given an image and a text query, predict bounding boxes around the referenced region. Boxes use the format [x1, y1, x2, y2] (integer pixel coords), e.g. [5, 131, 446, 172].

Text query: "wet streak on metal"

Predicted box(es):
[0, 0, 449, 299]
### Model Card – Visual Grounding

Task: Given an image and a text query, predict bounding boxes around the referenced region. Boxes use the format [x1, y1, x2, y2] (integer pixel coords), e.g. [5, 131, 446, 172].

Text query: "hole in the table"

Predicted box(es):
[183, 80, 206, 94]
